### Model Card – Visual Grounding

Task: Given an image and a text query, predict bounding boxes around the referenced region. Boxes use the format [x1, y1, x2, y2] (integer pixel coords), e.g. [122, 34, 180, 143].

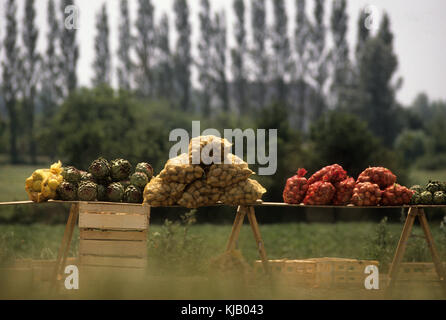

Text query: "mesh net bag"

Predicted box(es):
[143, 175, 186, 207]
[206, 154, 254, 188]
[307, 164, 347, 185]
[351, 182, 382, 206]
[177, 179, 224, 208]
[333, 177, 356, 205]
[303, 180, 336, 205]
[283, 168, 309, 204]
[25, 161, 64, 203]
[220, 178, 266, 205]
[356, 167, 396, 189]
[158, 153, 204, 184]
[381, 184, 414, 206]
[188, 135, 233, 165]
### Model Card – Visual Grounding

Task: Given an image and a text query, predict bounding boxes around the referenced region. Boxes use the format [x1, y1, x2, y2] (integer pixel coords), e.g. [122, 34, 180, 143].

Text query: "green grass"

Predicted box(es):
[0, 164, 41, 202]
[1, 222, 445, 267]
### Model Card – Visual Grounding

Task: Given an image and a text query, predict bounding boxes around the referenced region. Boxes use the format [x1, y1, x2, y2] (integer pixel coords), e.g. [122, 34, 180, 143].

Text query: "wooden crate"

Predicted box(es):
[254, 257, 379, 288]
[397, 262, 446, 281]
[78, 202, 150, 270]
[308, 257, 379, 288]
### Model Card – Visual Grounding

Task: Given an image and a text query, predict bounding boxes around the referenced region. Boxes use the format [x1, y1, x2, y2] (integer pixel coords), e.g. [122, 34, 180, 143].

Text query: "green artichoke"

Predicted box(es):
[77, 181, 98, 201]
[124, 185, 142, 203]
[410, 185, 424, 194]
[420, 191, 433, 205]
[62, 166, 81, 184]
[89, 157, 111, 180]
[110, 159, 132, 181]
[97, 184, 107, 201]
[135, 162, 154, 180]
[426, 180, 441, 193]
[57, 181, 77, 201]
[410, 192, 421, 205]
[130, 172, 149, 189]
[119, 180, 131, 190]
[80, 171, 95, 183]
[107, 182, 124, 202]
[433, 191, 446, 205]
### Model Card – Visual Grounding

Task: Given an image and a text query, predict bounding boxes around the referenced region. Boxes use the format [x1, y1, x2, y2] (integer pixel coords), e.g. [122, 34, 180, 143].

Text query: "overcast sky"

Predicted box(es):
[4, 0, 446, 106]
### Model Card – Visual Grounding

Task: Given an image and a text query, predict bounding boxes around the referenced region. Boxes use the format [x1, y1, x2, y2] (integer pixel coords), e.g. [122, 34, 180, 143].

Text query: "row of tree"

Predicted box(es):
[0, 0, 400, 164]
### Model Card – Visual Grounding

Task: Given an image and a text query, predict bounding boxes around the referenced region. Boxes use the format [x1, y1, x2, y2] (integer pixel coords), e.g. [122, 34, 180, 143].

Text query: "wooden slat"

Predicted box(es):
[80, 255, 146, 268]
[79, 211, 148, 230]
[80, 229, 147, 241]
[78, 202, 149, 215]
[79, 240, 146, 258]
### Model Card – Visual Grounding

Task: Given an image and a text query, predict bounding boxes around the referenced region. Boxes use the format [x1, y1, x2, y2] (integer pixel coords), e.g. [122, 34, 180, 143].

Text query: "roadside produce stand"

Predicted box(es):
[0, 200, 445, 295]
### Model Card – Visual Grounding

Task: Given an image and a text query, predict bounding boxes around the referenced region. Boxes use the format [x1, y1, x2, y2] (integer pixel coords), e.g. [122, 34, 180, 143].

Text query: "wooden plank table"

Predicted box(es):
[1, 200, 445, 295]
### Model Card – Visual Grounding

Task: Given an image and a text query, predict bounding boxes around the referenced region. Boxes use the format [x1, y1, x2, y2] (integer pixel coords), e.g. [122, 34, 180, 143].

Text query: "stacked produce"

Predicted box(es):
[220, 179, 267, 206]
[283, 164, 414, 206]
[188, 135, 232, 164]
[303, 179, 336, 205]
[381, 184, 414, 206]
[144, 135, 266, 208]
[25, 161, 64, 203]
[158, 153, 204, 184]
[351, 182, 382, 206]
[356, 167, 396, 189]
[206, 154, 254, 187]
[333, 177, 356, 205]
[26, 158, 153, 203]
[143, 176, 186, 206]
[307, 164, 347, 185]
[410, 180, 446, 205]
[282, 169, 309, 204]
[177, 179, 222, 208]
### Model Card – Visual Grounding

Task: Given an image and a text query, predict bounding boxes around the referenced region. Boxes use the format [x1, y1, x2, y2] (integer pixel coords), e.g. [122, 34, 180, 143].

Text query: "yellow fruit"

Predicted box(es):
[41, 185, 52, 198]
[32, 180, 42, 192]
[48, 178, 59, 190]
[25, 176, 34, 188]
[32, 169, 48, 181]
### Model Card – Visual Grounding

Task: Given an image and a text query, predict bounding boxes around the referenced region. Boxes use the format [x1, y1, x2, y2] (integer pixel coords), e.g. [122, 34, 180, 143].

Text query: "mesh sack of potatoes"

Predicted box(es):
[143, 175, 186, 207]
[158, 153, 204, 184]
[220, 178, 266, 205]
[177, 179, 224, 208]
[188, 135, 233, 165]
[206, 154, 254, 188]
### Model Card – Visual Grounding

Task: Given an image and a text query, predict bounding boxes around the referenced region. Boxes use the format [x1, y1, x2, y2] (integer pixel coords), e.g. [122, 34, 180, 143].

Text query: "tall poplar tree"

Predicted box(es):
[198, 0, 213, 114]
[271, 0, 291, 104]
[22, 0, 40, 163]
[250, 0, 268, 109]
[231, 0, 248, 113]
[60, 0, 79, 95]
[309, 0, 328, 121]
[92, 3, 111, 87]
[117, 0, 133, 91]
[2, 0, 21, 163]
[211, 11, 229, 112]
[330, 0, 350, 109]
[155, 13, 173, 100]
[174, 0, 192, 111]
[294, 0, 311, 131]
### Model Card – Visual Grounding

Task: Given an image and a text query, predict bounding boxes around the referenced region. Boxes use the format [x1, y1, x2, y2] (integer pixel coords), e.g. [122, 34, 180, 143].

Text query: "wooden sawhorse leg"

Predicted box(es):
[51, 203, 79, 291]
[386, 207, 446, 297]
[226, 205, 270, 275]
